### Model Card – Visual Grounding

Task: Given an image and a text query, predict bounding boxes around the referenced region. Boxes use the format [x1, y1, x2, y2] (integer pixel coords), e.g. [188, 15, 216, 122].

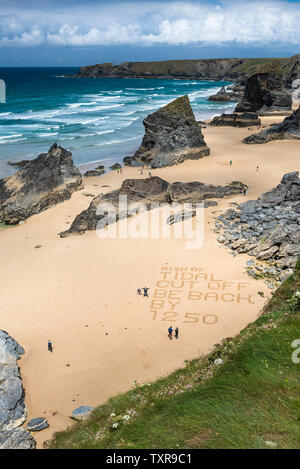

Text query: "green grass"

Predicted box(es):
[49, 260, 300, 449]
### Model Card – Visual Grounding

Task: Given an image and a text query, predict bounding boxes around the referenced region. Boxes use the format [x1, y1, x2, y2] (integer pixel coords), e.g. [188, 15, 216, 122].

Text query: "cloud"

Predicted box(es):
[0, 1, 300, 47]
[0, 26, 44, 46]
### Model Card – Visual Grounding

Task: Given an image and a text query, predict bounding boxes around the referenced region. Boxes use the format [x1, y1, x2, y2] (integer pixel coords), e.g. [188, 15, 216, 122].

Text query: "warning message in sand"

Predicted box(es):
[150, 265, 255, 325]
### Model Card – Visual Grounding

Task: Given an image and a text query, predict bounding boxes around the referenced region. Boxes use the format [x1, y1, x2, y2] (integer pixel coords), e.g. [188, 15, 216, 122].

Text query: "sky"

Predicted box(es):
[0, 0, 299, 66]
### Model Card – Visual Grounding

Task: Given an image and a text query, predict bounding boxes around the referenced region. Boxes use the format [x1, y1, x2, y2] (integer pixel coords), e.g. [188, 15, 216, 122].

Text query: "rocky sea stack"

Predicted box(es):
[124, 96, 210, 169]
[60, 177, 246, 237]
[215, 172, 300, 278]
[0, 143, 83, 225]
[208, 85, 242, 103]
[236, 61, 292, 114]
[243, 105, 300, 144]
[210, 112, 261, 127]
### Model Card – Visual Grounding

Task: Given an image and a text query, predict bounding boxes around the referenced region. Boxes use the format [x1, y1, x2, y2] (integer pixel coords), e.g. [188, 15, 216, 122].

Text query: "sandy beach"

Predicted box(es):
[1, 116, 299, 448]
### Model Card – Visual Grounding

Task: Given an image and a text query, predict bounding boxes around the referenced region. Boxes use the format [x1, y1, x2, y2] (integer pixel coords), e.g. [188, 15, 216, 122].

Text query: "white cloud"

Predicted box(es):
[0, 26, 44, 46]
[0, 1, 300, 47]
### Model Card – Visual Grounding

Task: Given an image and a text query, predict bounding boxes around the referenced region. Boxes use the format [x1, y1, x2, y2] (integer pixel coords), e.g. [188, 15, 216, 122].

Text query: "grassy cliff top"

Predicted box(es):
[49, 260, 300, 449]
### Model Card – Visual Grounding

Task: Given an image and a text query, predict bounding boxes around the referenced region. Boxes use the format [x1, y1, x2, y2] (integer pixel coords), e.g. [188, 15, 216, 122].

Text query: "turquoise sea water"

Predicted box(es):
[0, 67, 235, 177]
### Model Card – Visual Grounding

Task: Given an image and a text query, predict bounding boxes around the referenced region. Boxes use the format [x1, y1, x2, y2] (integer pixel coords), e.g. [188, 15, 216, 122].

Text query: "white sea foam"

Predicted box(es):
[95, 134, 144, 146]
[0, 137, 27, 144]
[0, 133, 23, 140]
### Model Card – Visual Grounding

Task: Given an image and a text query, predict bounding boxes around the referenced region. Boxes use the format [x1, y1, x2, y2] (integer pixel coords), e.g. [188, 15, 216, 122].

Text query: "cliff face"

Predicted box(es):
[76, 57, 300, 82]
[77, 58, 247, 80]
[235, 62, 292, 113]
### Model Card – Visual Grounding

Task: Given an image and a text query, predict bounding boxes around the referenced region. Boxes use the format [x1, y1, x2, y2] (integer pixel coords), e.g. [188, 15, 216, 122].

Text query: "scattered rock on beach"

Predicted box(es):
[124, 95, 210, 168]
[0, 143, 83, 225]
[84, 165, 105, 177]
[110, 163, 122, 170]
[210, 112, 261, 128]
[71, 406, 94, 421]
[27, 417, 49, 432]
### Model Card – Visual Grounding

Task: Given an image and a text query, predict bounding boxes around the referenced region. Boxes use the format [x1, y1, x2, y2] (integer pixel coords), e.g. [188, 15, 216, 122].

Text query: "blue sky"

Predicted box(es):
[0, 0, 299, 66]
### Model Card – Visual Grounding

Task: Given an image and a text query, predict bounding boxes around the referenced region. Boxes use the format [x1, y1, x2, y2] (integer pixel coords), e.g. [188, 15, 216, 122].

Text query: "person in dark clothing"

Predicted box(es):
[48, 340, 53, 352]
[168, 326, 173, 340]
[143, 287, 149, 297]
[174, 327, 179, 339]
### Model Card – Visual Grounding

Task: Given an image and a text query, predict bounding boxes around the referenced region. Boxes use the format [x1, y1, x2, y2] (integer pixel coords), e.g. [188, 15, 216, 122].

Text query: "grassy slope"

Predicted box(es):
[50, 260, 300, 449]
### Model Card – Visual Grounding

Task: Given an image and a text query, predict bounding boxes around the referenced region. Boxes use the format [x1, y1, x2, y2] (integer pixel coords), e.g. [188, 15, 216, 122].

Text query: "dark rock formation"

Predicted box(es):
[208, 85, 242, 102]
[0, 143, 83, 225]
[243, 105, 300, 144]
[84, 165, 105, 177]
[215, 172, 300, 276]
[210, 112, 261, 127]
[71, 406, 94, 421]
[60, 176, 247, 237]
[27, 417, 49, 432]
[7, 160, 31, 169]
[282, 54, 300, 88]
[124, 96, 210, 169]
[123, 156, 143, 167]
[0, 330, 35, 449]
[0, 428, 36, 449]
[110, 163, 122, 170]
[169, 181, 247, 204]
[236, 62, 292, 113]
[0, 330, 26, 429]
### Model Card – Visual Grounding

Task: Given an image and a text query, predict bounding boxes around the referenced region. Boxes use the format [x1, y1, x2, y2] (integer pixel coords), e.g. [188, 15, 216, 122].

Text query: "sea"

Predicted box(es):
[0, 67, 235, 177]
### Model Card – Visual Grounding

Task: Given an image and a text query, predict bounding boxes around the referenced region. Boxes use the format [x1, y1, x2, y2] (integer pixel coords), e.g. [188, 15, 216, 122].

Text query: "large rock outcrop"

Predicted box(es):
[60, 177, 247, 237]
[0, 143, 83, 224]
[243, 105, 300, 144]
[235, 62, 292, 113]
[208, 85, 242, 103]
[215, 172, 300, 275]
[124, 96, 210, 169]
[0, 330, 36, 449]
[210, 112, 261, 128]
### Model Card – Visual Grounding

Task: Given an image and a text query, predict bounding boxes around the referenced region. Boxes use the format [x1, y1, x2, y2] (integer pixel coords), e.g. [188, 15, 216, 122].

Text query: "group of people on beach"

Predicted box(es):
[168, 326, 179, 340]
[137, 287, 150, 297]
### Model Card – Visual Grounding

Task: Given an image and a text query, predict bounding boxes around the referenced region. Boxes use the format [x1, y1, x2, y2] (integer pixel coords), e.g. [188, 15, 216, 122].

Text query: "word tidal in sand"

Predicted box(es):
[150, 266, 255, 324]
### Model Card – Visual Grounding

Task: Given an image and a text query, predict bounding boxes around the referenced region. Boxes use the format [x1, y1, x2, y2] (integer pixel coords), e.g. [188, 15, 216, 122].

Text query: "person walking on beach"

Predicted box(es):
[143, 287, 149, 297]
[149, 172, 152, 177]
[174, 327, 179, 339]
[48, 340, 53, 352]
[229, 160, 232, 166]
[168, 326, 173, 340]
[137, 288, 142, 295]
[243, 188, 247, 196]
[256, 166, 259, 172]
